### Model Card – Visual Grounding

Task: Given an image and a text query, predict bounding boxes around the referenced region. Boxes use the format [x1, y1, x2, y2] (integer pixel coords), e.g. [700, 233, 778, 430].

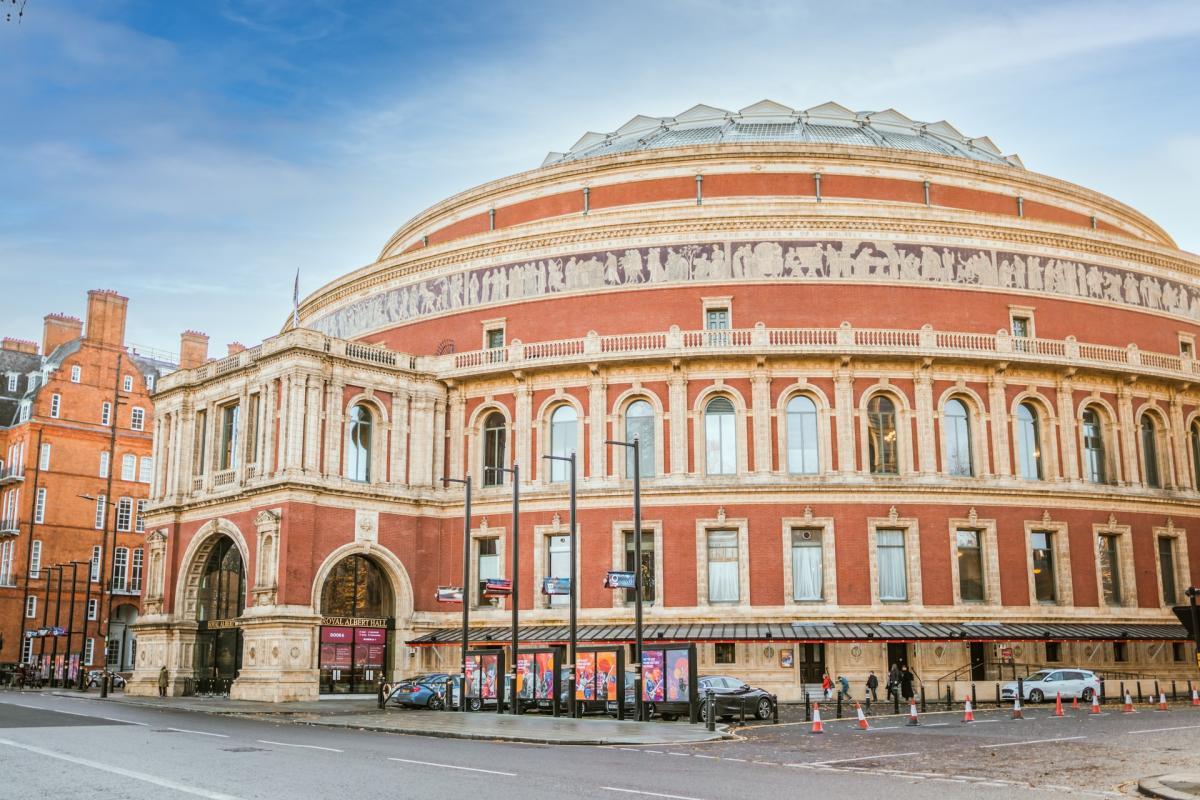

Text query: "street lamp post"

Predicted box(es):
[542, 451, 578, 718]
[605, 436, 645, 722]
[443, 474, 472, 713]
[485, 463, 520, 715]
[78, 492, 117, 698]
[64, 561, 80, 687]
[1186, 587, 1199, 672]
[73, 560, 92, 690]
[37, 566, 56, 683]
[49, 564, 64, 687]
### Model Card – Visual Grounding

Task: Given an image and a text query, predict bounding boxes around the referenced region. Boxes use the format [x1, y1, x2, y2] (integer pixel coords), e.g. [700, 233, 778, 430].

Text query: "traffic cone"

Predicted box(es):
[1071, 696, 1079, 711]
[1090, 693, 1101, 714]
[855, 702, 870, 730]
[1122, 692, 1134, 713]
[811, 702, 824, 734]
[907, 699, 920, 726]
[1157, 692, 1168, 712]
[963, 695, 975, 723]
[1011, 696, 1024, 719]
[1192, 689, 1199, 707]
[1054, 692, 1064, 717]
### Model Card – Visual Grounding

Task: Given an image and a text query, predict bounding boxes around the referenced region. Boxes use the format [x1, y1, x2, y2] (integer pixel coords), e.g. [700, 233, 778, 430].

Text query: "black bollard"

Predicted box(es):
[971, 683, 977, 710]
[772, 695, 779, 725]
[1171, 680, 1177, 702]
[893, 689, 900, 715]
[945, 686, 952, 711]
[1017, 677, 1024, 709]
[705, 688, 716, 732]
[995, 682, 1001, 708]
[805, 691, 811, 722]
[836, 690, 842, 719]
[920, 689, 927, 713]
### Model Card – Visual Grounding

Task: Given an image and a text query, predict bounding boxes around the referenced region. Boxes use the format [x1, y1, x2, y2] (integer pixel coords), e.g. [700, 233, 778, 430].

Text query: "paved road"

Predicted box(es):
[1, 692, 1195, 800]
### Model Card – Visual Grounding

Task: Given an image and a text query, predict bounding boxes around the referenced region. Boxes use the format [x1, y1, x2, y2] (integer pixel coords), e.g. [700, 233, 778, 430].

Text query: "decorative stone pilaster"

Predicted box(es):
[447, 387, 464, 481]
[834, 362, 855, 475]
[324, 372, 346, 478]
[229, 606, 322, 702]
[252, 510, 281, 607]
[1169, 390, 1189, 487]
[1056, 374, 1079, 481]
[432, 396, 446, 485]
[988, 369, 1011, 476]
[914, 364, 935, 475]
[303, 376, 323, 474]
[142, 529, 169, 616]
[408, 389, 435, 487]
[516, 379, 532, 482]
[588, 371, 606, 481]
[392, 387, 410, 484]
[750, 366, 772, 474]
[1117, 382, 1138, 485]
[668, 367, 687, 476]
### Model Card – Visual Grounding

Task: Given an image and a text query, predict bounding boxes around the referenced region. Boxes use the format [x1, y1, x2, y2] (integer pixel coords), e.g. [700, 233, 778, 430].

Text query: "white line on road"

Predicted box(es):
[387, 757, 516, 776]
[100, 716, 148, 726]
[165, 727, 228, 738]
[256, 740, 343, 752]
[979, 736, 1086, 748]
[603, 788, 708, 800]
[692, 754, 718, 759]
[806, 751, 919, 766]
[922, 722, 950, 727]
[0, 737, 246, 800]
[1128, 724, 1200, 734]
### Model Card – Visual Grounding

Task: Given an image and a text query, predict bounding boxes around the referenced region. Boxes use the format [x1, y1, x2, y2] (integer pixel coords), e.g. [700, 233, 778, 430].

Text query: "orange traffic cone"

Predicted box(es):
[1122, 692, 1134, 713]
[1157, 692, 1168, 712]
[907, 699, 920, 726]
[855, 702, 870, 730]
[1011, 696, 1024, 720]
[963, 695, 975, 723]
[1071, 696, 1079, 711]
[1192, 689, 1199, 707]
[811, 702, 824, 734]
[1054, 692, 1064, 717]
[1090, 693, 1101, 714]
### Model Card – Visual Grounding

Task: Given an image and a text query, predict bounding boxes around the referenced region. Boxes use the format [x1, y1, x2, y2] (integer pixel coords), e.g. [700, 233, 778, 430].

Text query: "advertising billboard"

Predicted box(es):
[641, 649, 665, 702]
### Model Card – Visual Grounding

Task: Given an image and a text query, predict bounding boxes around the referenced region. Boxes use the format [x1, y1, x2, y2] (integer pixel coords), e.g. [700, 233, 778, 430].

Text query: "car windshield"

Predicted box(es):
[1026, 670, 1052, 682]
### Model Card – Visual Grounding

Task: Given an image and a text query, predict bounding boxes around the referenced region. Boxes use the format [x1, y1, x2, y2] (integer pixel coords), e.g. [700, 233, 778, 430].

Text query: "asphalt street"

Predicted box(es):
[1, 691, 1196, 800]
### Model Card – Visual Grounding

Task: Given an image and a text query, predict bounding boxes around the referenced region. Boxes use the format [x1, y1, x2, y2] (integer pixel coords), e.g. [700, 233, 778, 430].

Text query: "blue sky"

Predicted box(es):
[2, 0, 1198, 356]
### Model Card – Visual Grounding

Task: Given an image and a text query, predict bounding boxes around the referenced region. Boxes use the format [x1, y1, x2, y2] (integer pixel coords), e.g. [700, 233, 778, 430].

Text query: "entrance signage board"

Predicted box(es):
[321, 616, 389, 628]
[202, 619, 239, 630]
[541, 577, 570, 595]
[321, 626, 353, 643]
[604, 571, 636, 589]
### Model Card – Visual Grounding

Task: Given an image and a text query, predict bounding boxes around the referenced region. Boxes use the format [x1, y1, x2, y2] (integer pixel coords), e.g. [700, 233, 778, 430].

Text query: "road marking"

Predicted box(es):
[0, 737, 246, 800]
[165, 727, 228, 738]
[804, 752, 919, 766]
[1128, 724, 1200, 734]
[922, 722, 950, 727]
[642, 749, 664, 754]
[602, 788, 708, 800]
[387, 757, 516, 776]
[99, 716, 148, 726]
[720, 757, 746, 762]
[979, 736, 1086, 748]
[692, 754, 718, 759]
[667, 752, 690, 757]
[257, 740, 343, 752]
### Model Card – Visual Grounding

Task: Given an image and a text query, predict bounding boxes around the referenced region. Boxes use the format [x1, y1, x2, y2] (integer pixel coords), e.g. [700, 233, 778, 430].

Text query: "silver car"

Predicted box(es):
[1001, 668, 1101, 703]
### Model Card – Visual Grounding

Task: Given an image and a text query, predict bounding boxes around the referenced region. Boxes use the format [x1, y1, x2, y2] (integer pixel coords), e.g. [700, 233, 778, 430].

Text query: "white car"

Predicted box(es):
[1001, 669, 1101, 703]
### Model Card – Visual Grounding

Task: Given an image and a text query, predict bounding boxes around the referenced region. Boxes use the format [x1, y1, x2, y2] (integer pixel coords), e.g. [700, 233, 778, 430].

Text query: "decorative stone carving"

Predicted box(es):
[803, 505, 814, 523]
[355, 509, 379, 544]
[888, 506, 899, 523]
[1042, 510, 1052, 524]
[1107, 512, 1118, 528]
[968, 507, 978, 526]
[142, 529, 169, 615]
[253, 509, 282, 607]
[717, 506, 726, 523]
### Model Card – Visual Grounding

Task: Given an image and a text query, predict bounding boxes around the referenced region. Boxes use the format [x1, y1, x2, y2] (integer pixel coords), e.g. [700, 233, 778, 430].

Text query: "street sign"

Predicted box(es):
[436, 586, 464, 603]
[541, 577, 570, 595]
[482, 578, 512, 598]
[604, 571, 636, 589]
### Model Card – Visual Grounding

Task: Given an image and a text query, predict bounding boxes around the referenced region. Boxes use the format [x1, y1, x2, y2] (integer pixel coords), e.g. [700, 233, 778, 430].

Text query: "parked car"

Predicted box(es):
[606, 673, 775, 722]
[86, 670, 126, 689]
[606, 670, 641, 718]
[387, 673, 450, 709]
[1001, 669, 1101, 703]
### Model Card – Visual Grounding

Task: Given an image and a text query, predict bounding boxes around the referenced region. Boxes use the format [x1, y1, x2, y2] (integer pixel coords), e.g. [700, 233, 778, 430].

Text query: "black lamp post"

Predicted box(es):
[78, 492, 117, 698]
[485, 463, 520, 715]
[542, 450, 578, 717]
[49, 564, 64, 687]
[1186, 587, 1199, 671]
[443, 474, 472, 712]
[72, 560, 92, 690]
[605, 436, 645, 722]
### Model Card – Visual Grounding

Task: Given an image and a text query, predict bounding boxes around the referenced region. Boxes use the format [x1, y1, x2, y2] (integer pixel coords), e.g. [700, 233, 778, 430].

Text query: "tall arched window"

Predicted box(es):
[1015, 402, 1043, 480]
[942, 398, 973, 477]
[1141, 415, 1161, 488]
[786, 395, 819, 474]
[867, 395, 898, 475]
[1081, 406, 1106, 484]
[624, 399, 655, 477]
[483, 412, 507, 486]
[197, 537, 245, 622]
[347, 403, 373, 482]
[548, 405, 577, 482]
[704, 396, 736, 475]
[320, 555, 392, 618]
[1191, 420, 1200, 490]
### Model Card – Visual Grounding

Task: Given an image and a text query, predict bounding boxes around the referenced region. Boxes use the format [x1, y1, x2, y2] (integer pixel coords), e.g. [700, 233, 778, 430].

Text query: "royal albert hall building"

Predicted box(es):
[129, 101, 1198, 702]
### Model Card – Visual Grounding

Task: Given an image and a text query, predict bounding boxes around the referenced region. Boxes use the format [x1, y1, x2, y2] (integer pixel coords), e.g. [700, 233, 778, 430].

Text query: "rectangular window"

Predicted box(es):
[22, 635, 33, 663]
[139, 456, 152, 483]
[135, 499, 146, 533]
[623, 531, 656, 604]
[0, 540, 11, 584]
[71, 365, 81, 383]
[7, 373, 17, 392]
[94, 495, 107, 530]
[1045, 641, 1061, 662]
[1031, 531, 1057, 602]
[131, 548, 143, 592]
[101, 402, 112, 426]
[714, 643, 736, 664]
[99, 451, 110, 478]
[25, 595, 36, 618]
[877, 528, 908, 601]
[1011, 316, 1031, 338]
[87, 598, 98, 620]
[476, 537, 499, 607]
[50, 393, 60, 418]
[705, 308, 730, 330]
[91, 545, 102, 581]
[34, 487, 46, 524]
[485, 328, 505, 350]
[121, 454, 136, 481]
[123, 375, 133, 392]
[146, 374, 155, 391]
[30, 539, 41, 578]
[1113, 641, 1127, 662]
[131, 407, 145, 431]
[1174, 642, 1186, 662]
[1158, 537, 1178, 606]
[707, 529, 740, 603]
[111, 547, 128, 592]
[219, 404, 240, 470]
[84, 638, 94, 665]
[790, 528, 823, 601]
[956, 529, 984, 602]
[39, 443, 50, 471]
[116, 497, 133, 532]
[1098, 533, 1122, 605]
[19, 401, 30, 422]
[545, 534, 569, 607]
[194, 409, 207, 475]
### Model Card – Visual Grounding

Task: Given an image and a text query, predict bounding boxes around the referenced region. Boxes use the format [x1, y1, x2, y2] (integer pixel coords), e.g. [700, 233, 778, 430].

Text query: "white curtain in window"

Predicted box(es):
[707, 530, 739, 602]
[549, 406, 577, 481]
[792, 542, 822, 601]
[877, 529, 907, 601]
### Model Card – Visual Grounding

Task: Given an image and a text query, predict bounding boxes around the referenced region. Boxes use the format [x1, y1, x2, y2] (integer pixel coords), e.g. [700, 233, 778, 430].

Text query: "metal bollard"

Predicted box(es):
[995, 682, 1001, 708]
[804, 691, 811, 722]
[945, 685, 952, 711]
[772, 694, 779, 724]
[377, 682, 385, 710]
[1017, 677, 1024, 707]
[920, 689, 927, 713]
[893, 689, 900, 715]
[1171, 680, 1177, 701]
[706, 688, 716, 732]
[836, 691, 842, 719]
[971, 683, 977, 710]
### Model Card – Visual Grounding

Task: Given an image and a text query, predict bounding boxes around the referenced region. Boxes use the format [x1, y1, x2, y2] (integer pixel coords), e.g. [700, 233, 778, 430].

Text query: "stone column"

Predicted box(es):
[914, 365, 935, 475]
[668, 368, 687, 476]
[751, 367, 772, 474]
[516, 380, 533, 482]
[432, 397, 447, 484]
[834, 363, 856, 475]
[392, 387, 410, 485]
[1056, 375, 1079, 481]
[302, 377, 323, 475]
[323, 372, 345, 479]
[988, 369, 1011, 477]
[588, 372, 607, 481]
[446, 387, 463, 482]
[1169, 390, 1188, 488]
[262, 380, 278, 478]
[408, 389, 434, 487]
[1117, 382, 1138, 485]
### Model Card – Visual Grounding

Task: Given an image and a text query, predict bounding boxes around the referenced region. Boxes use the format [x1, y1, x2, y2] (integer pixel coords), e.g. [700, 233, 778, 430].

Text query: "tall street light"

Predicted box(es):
[542, 450, 578, 717]
[484, 463, 520, 715]
[49, 563, 64, 687]
[442, 474, 472, 713]
[78, 492, 117, 698]
[71, 560, 93, 690]
[605, 436, 645, 722]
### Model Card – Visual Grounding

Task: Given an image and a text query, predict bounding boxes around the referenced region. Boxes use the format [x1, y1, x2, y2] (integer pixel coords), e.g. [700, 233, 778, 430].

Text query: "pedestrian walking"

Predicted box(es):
[899, 666, 915, 702]
[838, 674, 851, 700]
[158, 665, 168, 698]
[865, 670, 879, 702]
[886, 662, 900, 701]
[822, 672, 833, 700]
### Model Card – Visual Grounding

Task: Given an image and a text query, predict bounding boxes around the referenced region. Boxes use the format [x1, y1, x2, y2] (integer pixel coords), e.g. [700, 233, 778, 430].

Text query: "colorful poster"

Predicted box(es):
[54, 655, 64, 681]
[575, 652, 595, 700]
[464, 654, 480, 698]
[516, 654, 534, 698]
[604, 571, 636, 589]
[641, 650, 664, 702]
[666, 649, 689, 702]
[535, 652, 555, 700]
[67, 655, 79, 682]
[481, 655, 499, 699]
[597, 651, 617, 701]
[541, 577, 570, 595]
[780, 649, 794, 668]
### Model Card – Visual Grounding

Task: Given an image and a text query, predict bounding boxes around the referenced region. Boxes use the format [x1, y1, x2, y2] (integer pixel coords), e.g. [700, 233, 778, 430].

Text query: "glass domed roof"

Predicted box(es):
[543, 100, 1023, 169]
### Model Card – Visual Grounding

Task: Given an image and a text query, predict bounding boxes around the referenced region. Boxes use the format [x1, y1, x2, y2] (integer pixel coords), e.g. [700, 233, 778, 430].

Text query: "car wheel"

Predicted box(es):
[428, 695, 443, 710]
[1029, 689, 1044, 703]
[645, 702, 656, 719]
[468, 698, 482, 712]
[755, 698, 772, 720]
[1081, 688, 1094, 702]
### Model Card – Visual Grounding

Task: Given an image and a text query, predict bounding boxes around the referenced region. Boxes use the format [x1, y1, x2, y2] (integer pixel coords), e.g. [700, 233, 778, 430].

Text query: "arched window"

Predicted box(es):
[483, 412, 507, 486]
[1081, 406, 1106, 484]
[624, 399, 655, 477]
[786, 395, 819, 474]
[942, 398, 972, 477]
[347, 403, 373, 482]
[548, 405, 577, 482]
[1140, 415, 1161, 488]
[867, 395, 898, 475]
[320, 555, 392, 618]
[704, 396, 736, 475]
[1190, 420, 1200, 490]
[197, 537, 244, 622]
[1015, 402, 1043, 480]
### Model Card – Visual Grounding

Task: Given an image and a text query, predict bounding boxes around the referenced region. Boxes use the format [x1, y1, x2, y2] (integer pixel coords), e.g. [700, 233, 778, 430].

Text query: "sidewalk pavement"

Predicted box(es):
[1140, 774, 1200, 800]
[48, 690, 730, 746]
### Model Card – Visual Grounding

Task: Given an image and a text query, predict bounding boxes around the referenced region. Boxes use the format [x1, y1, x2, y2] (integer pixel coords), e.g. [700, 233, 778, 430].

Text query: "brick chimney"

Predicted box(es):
[180, 330, 210, 369]
[1, 338, 38, 355]
[42, 313, 83, 355]
[227, 342, 247, 356]
[85, 289, 129, 347]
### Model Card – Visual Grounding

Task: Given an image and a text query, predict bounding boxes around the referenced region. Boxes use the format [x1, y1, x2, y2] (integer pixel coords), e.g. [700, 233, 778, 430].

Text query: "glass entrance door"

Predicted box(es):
[319, 626, 390, 693]
[194, 628, 242, 694]
[796, 643, 825, 684]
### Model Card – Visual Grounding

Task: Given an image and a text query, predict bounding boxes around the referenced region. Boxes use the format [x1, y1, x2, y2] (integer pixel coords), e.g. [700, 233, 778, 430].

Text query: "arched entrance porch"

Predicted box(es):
[193, 535, 245, 693]
[317, 553, 394, 694]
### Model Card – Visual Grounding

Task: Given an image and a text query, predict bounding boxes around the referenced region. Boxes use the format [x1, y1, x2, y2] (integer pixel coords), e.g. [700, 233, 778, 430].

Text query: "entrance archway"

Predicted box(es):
[194, 535, 245, 693]
[109, 604, 139, 672]
[318, 554, 394, 694]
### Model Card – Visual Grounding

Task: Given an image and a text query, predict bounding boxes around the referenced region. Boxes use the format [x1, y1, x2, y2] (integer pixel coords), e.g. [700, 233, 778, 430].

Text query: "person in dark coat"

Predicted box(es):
[158, 666, 169, 698]
[886, 662, 900, 700]
[865, 671, 879, 702]
[899, 666, 915, 701]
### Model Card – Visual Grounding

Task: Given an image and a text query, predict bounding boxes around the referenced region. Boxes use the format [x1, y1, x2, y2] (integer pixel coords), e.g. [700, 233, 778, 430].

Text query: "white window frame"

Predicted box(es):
[867, 513, 923, 605]
[90, 545, 102, 581]
[25, 594, 37, 618]
[121, 454, 136, 481]
[691, 387, 748, 477]
[50, 393, 61, 419]
[1152, 524, 1190, 608]
[1009, 305, 1036, 338]
[84, 638, 94, 664]
[87, 598, 98, 620]
[101, 402, 112, 426]
[94, 495, 106, 530]
[123, 375, 133, 392]
[947, 515, 1000, 606]
[701, 296, 733, 330]
[30, 539, 41, 578]
[112, 547, 128, 592]
[135, 499, 146, 533]
[39, 443, 50, 471]
[0, 540, 12, 585]
[34, 487, 46, 524]
[610, 520, 664, 608]
[70, 365, 81, 383]
[131, 407, 145, 431]
[116, 497, 133, 532]
[139, 456, 152, 483]
[145, 374, 155, 392]
[99, 451, 110, 478]
[131, 547, 143, 592]
[694, 514, 749, 608]
[612, 392, 665, 480]
[7, 373, 17, 392]
[1024, 519, 1073, 606]
[22, 635, 33, 663]
[781, 514, 837, 605]
[531, 523, 579, 609]
[1093, 523, 1136, 608]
